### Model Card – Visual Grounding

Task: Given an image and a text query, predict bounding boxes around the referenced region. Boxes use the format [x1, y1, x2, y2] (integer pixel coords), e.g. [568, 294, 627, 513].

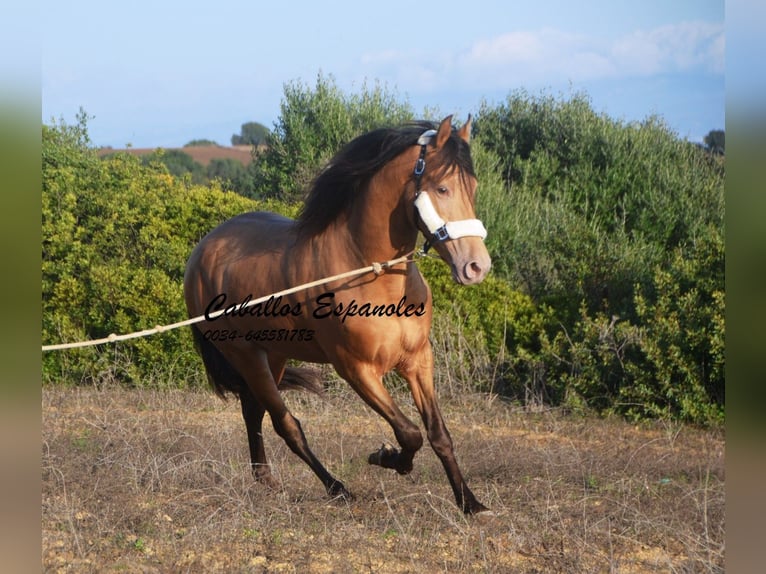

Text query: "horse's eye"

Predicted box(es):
[436, 186, 448, 195]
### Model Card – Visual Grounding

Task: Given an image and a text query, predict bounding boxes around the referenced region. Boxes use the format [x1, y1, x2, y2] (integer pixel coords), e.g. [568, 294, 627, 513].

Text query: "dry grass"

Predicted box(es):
[42, 385, 724, 573]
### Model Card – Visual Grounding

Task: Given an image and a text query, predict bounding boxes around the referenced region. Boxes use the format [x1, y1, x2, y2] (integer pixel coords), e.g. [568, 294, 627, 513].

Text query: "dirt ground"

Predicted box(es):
[42, 385, 724, 573]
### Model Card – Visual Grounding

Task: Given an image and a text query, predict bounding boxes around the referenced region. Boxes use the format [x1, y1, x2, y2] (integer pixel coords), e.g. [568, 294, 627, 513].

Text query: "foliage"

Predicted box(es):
[184, 139, 219, 147]
[231, 121, 270, 146]
[473, 89, 724, 313]
[120, 147, 257, 196]
[418, 256, 552, 361]
[206, 157, 250, 190]
[703, 129, 725, 155]
[626, 234, 725, 423]
[530, 234, 725, 424]
[140, 148, 206, 184]
[42, 117, 296, 387]
[471, 89, 724, 423]
[249, 72, 416, 200]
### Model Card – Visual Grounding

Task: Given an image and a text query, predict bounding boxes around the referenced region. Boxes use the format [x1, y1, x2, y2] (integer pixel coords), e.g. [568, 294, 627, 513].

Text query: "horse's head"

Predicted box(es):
[412, 116, 491, 285]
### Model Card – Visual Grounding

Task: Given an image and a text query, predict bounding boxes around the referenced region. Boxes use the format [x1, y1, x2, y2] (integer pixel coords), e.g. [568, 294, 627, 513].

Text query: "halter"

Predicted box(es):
[413, 129, 487, 252]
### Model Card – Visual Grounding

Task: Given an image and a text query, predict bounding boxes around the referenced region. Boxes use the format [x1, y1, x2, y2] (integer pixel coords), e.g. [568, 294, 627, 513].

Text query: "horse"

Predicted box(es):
[183, 115, 491, 514]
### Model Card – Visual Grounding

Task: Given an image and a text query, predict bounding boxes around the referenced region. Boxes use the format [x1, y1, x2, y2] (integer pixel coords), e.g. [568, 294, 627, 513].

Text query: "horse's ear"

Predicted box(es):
[435, 115, 454, 148]
[457, 114, 472, 143]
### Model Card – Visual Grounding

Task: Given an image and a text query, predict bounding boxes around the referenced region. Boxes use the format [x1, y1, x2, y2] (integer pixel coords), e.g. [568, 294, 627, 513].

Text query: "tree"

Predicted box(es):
[703, 129, 725, 155]
[141, 149, 206, 184]
[231, 122, 270, 146]
[471, 90, 724, 423]
[206, 158, 248, 190]
[184, 139, 219, 147]
[249, 73, 415, 200]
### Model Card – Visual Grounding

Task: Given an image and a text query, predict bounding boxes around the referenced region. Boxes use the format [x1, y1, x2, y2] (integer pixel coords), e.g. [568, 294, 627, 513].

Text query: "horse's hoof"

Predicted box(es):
[253, 468, 280, 490]
[466, 505, 498, 522]
[328, 480, 353, 501]
[368, 443, 397, 466]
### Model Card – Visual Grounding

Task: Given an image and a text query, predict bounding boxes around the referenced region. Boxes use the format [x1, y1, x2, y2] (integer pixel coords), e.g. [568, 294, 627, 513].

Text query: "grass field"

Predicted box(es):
[42, 385, 724, 573]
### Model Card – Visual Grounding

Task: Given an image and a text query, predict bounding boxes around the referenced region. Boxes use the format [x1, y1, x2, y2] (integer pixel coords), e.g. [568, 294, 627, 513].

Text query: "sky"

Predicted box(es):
[39, 0, 726, 148]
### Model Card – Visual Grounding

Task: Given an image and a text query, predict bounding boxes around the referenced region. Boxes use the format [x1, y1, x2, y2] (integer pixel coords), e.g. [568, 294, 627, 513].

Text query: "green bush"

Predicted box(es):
[533, 233, 725, 425]
[140, 148, 207, 184]
[184, 139, 219, 147]
[418, 256, 552, 359]
[626, 233, 725, 423]
[470, 90, 724, 424]
[206, 157, 250, 190]
[42, 117, 297, 387]
[474, 89, 724, 317]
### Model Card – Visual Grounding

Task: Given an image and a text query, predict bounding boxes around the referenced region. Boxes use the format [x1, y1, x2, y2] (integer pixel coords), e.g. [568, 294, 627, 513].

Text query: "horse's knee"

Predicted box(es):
[396, 422, 423, 453]
[368, 420, 422, 474]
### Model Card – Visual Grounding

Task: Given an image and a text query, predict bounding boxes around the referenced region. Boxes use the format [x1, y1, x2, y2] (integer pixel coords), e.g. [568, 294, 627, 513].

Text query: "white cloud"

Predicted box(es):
[707, 31, 725, 75]
[465, 31, 547, 65]
[455, 28, 611, 86]
[611, 21, 725, 76]
[358, 21, 724, 94]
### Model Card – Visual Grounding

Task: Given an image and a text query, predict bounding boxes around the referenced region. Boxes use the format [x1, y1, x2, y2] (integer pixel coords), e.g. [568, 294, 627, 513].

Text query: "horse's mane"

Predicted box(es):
[296, 120, 475, 237]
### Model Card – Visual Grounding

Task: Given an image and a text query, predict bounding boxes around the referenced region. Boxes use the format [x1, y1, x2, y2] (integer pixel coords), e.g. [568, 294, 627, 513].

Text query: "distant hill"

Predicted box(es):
[97, 145, 257, 166]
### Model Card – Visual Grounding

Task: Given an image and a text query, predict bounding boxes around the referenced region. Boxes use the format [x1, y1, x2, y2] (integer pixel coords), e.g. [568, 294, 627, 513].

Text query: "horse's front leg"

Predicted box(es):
[338, 363, 424, 475]
[399, 341, 489, 515]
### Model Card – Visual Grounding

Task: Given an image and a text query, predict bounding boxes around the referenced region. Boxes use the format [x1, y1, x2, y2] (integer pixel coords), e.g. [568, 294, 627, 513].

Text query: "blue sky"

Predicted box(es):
[40, 0, 725, 148]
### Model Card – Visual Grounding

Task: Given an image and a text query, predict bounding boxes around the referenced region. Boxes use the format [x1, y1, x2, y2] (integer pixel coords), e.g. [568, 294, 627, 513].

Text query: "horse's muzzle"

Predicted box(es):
[450, 248, 491, 285]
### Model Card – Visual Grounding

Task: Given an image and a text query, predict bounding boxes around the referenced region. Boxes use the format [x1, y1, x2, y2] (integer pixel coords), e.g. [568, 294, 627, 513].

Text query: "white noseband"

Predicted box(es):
[414, 191, 487, 242]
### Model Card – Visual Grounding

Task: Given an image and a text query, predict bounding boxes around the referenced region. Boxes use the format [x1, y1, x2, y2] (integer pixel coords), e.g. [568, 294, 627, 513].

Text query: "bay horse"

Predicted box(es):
[184, 115, 491, 514]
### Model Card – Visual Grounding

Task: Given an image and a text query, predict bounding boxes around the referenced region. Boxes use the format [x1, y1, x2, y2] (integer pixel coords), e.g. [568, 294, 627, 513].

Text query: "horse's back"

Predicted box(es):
[202, 210, 294, 247]
[189, 210, 293, 259]
[184, 211, 296, 310]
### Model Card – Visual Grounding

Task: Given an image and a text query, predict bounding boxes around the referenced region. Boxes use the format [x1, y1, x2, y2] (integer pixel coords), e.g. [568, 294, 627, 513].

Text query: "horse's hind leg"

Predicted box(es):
[239, 355, 288, 487]
[239, 389, 278, 488]
[231, 350, 351, 500]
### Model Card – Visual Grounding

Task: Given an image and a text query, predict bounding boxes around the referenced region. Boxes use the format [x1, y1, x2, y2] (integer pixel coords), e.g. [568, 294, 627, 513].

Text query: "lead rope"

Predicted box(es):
[42, 250, 418, 352]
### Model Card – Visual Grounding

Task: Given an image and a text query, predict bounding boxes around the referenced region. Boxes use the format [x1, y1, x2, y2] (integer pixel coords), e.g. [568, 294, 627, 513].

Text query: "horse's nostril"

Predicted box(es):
[465, 261, 483, 280]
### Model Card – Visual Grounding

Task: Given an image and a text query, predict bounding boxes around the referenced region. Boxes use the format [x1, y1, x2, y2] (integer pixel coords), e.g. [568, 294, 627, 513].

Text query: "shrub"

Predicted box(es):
[470, 90, 724, 424]
[625, 233, 725, 423]
[533, 233, 725, 425]
[473, 89, 724, 319]
[42, 118, 297, 386]
[206, 157, 249, 190]
[140, 148, 207, 184]
[184, 139, 219, 147]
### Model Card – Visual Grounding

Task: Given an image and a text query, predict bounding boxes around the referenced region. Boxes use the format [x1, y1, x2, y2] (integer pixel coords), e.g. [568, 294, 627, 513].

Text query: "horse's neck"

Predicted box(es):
[293, 173, 417, 278]
[344, 183, 417, 265]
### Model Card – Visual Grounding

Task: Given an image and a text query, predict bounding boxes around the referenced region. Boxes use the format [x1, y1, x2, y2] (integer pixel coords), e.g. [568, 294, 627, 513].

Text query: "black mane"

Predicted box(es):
[296, 120, 475, 237]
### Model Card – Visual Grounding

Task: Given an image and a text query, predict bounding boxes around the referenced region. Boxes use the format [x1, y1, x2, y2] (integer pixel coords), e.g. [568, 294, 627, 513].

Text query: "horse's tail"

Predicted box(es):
[190, 326, 324, 398]
[279, 366, 325, 396]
